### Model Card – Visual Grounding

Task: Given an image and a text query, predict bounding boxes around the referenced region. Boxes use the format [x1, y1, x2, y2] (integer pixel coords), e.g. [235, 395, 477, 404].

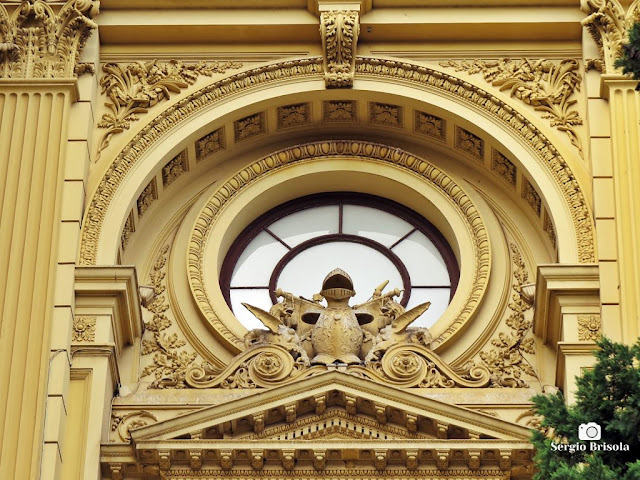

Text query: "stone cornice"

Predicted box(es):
[532, 264, 599, 346]
[75, 266, 143, 352]
[0, 0, 99, 79]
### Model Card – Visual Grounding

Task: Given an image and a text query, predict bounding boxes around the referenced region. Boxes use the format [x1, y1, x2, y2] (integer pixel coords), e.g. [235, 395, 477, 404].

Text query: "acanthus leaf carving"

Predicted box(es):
[0, 0, 99, 79]
[477, 243, 538, 388]
[97, 59, 242, 157]
[440, 58, 584, 156]
[320, 10, 359, 88]
[581, 0, 640, 74]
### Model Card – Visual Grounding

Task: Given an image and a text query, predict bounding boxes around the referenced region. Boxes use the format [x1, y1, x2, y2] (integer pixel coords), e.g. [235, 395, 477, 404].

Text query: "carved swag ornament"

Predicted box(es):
[0, 0, 99, 79]
[320, 10, 359, 87]
[185, 269, 492, 389]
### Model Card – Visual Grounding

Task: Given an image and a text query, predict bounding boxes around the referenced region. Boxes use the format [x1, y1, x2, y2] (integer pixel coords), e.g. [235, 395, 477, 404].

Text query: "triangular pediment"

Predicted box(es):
[131, 371, 529, 443]
[102, 372, 534, 477]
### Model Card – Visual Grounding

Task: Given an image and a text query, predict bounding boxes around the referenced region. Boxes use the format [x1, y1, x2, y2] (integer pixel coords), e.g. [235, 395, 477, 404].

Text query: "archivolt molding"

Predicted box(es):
[0, 0, 99, 79]
[440, 58, 584, 156]
[581, 0, 640, 74]
[79, 56, 595, 267]
[187, 141, 490, 351]
[355, 58, 594, 263]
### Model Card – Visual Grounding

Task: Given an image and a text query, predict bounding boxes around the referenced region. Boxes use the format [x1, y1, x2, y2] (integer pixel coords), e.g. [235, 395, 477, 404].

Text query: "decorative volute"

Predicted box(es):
[581, 0, 640, 73]
[0, 0, 100, 79]
[181, 271, 492, 390]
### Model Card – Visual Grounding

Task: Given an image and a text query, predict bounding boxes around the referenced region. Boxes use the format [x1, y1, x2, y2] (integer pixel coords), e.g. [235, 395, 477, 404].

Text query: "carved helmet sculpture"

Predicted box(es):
[242, 269, 432, 366]
[303, 269, 366, 365]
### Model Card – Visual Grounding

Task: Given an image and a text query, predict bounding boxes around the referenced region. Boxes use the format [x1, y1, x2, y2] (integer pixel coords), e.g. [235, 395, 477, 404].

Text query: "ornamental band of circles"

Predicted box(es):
[187, 141, 490, 352]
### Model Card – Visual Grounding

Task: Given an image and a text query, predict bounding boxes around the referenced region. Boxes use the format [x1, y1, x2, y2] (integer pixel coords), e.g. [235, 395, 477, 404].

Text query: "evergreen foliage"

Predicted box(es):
[531, 337, 640, 479]
[615, 22, 640, 90]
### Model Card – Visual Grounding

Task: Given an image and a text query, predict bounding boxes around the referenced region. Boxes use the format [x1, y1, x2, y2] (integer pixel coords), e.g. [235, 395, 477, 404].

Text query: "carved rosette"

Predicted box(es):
[358, 344, 490, 388]
[185, 345, 318, 389]
[581, 0, 640, 74]
[184, 343, 491, 389]
[0, 0, 99, 79]
[320, 10, 359, 87]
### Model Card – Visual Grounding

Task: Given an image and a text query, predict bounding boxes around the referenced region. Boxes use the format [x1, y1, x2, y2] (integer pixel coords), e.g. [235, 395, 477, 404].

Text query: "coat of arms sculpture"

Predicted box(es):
[185, 269, 490, 389]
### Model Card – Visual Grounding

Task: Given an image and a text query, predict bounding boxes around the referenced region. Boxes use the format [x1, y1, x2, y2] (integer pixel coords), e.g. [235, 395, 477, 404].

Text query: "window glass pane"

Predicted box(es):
[277, 241, 404, 305]
[342, 205, 413, 247]
[230, 289, 273, 330]
[269, 206, 339, 247]
[405, 288, 451, 328]
[230, 231, 288, 286]
[392, 231, 449, 285]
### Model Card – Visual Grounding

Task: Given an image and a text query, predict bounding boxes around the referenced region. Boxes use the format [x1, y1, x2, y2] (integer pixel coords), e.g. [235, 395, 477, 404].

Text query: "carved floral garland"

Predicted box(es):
[440, 59, 584, 155]
[141, 244, 198, 388]
[478, 244, 537, 388]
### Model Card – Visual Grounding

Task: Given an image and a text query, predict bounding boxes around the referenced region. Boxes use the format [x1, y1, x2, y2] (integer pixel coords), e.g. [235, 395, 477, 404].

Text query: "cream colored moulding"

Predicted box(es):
[0, 0, 99, 478]
[186, 141, 490, 354]
[102, 373, 535, 480]
[70, 266, 143, 480]
[79, 59, 596, 266]
[582, 0, 640, 342]
[533, 264, 600, 401]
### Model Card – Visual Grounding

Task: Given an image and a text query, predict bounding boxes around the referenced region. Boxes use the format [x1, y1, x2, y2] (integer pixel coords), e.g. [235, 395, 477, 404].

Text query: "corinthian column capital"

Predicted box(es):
[0, 0, 100, 79]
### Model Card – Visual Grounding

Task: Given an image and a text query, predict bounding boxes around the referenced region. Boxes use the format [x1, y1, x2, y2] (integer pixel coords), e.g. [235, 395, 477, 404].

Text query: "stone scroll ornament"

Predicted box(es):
[185, 269, 490, 388]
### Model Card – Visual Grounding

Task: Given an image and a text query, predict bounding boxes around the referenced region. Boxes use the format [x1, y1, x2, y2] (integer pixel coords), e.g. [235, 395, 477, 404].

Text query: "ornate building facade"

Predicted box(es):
[0, 0, 639, 478]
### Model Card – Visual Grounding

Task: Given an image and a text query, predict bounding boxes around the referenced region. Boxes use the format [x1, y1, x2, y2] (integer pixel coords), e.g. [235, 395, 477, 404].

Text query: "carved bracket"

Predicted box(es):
[320, 10, 360, 87]
[0, 0, 99, 79]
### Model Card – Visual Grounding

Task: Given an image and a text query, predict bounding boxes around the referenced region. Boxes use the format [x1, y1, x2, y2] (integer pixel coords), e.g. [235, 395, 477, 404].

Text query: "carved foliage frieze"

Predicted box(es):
[414, 111, 445, 140]
[277, 103, 311, 129]
[581, 0, 640, 73]
[162, 151, 188, 188]
[491, 149, 517, 187]
[441, 59, 584, 155]
[196, 127, 225, 161]
[97, 60, 242, 156]
[320, 10, 360, 87]
[0, 0, 99, 79]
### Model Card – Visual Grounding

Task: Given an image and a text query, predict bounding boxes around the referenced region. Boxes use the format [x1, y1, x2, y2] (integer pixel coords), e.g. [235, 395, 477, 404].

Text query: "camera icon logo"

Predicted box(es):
[578, 422, 602, 441]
